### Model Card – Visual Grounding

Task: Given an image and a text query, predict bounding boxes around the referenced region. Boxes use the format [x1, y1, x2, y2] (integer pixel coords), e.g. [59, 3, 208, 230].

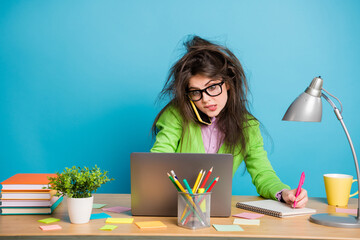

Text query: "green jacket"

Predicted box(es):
[150, 106, 290, 200]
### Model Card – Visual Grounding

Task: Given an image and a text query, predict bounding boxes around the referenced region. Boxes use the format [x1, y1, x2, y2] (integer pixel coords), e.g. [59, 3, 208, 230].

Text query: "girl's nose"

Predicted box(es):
[201, 92, 211, 103]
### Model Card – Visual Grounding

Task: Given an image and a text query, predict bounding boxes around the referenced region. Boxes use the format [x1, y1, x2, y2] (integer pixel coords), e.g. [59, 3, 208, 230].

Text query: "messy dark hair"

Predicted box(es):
[152, 35, 255, 155]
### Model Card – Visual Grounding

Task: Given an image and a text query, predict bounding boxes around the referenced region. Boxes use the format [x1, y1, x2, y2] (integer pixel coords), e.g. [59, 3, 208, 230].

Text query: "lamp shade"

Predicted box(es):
[282, 77, 323, 122]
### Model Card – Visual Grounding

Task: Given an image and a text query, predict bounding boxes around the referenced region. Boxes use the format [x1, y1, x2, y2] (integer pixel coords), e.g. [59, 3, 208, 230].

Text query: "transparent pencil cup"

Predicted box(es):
[177, 192, 211, 229]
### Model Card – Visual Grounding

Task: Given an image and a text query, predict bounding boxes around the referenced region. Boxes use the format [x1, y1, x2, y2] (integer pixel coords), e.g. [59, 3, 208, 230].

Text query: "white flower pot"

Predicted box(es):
[67, 196, 93, 224]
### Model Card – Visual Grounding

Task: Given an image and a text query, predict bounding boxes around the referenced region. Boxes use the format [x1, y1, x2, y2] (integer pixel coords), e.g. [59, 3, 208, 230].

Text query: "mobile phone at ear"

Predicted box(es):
[189, 100, 212, 125]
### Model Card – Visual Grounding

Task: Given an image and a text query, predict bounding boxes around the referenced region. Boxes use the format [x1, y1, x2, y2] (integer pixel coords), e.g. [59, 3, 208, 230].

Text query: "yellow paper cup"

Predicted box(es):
[324, 174, 358, 207]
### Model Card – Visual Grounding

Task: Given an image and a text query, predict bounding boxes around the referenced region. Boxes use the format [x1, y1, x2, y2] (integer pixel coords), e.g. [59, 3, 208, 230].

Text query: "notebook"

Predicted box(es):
[236, 199, 316, 218]
[130, 152, 233, 217]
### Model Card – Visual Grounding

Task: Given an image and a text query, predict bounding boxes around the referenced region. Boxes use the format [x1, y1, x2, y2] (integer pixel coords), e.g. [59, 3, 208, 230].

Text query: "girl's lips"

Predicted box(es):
[206, 105, 217, 111]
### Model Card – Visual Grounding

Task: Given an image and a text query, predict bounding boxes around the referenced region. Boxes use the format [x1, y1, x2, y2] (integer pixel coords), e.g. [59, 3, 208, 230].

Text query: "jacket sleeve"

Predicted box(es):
[150, 106, 183, 153]
[244, 120, 290, 200]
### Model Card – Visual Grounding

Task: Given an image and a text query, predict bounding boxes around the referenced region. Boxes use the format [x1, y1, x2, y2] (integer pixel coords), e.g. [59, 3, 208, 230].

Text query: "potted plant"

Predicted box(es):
[48, 165, 114, 224]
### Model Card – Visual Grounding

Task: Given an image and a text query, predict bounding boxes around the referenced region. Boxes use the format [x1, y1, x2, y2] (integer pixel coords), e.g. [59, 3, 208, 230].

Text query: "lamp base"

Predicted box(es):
[309, 213, 360, 228]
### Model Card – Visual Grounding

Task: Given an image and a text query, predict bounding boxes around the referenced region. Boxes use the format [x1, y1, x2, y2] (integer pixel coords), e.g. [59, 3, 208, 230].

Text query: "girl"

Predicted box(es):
[150, 36, 308, 207]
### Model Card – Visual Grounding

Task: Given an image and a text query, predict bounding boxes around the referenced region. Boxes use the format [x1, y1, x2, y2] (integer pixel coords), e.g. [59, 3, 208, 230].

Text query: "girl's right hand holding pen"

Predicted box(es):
[281, 188, 308, 208]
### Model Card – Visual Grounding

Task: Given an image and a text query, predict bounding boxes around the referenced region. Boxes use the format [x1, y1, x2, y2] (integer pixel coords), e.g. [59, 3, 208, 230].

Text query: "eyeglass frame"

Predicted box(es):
[186, 81, 225, 102]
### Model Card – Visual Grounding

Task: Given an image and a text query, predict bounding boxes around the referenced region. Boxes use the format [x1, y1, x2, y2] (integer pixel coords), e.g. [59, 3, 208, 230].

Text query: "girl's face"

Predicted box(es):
[188, 74, 229, 118]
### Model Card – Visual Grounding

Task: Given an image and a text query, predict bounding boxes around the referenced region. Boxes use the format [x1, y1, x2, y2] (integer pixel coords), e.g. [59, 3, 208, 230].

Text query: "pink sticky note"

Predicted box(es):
[336, 208, 357, 215]
[39, 224, 62, 231]
[233, 212, 264, 219]
[102, 206, 131, 213]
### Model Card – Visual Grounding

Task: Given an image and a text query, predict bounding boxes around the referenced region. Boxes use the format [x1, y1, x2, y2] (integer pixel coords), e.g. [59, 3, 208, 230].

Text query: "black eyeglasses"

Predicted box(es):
[186, 81, 225, 101]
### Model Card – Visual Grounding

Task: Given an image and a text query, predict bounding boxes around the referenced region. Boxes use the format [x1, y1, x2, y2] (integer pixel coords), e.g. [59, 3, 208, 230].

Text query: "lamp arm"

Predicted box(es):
[322, 92, 360, 219]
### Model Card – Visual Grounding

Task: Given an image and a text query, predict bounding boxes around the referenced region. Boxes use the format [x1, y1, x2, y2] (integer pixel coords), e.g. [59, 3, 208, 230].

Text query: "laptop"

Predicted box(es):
[130, 152, 233, 217]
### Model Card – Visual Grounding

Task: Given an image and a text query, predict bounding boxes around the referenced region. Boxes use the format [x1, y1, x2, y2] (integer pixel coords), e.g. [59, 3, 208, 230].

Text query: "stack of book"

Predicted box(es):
[0, 173, 63, 215]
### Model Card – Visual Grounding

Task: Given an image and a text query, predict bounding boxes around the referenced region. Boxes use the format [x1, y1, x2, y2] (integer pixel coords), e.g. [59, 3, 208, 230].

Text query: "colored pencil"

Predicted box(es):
[196, 170, 206, 193]
[169, 170, 205, 225]
[199, 167, 213, 188]
[167, 173, 180, 191]
[183, 179, 193, 194]
[182, 176, 220, 224]
[206, 177, 219, 192]
[180, 169, 203, 219]
[204, 176, 217, 192]
[192, 169, 203, 193]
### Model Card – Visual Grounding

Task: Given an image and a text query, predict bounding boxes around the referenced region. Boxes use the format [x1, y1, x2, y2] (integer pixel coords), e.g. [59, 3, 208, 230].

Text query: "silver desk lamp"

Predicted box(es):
[282, 76, 360, 228]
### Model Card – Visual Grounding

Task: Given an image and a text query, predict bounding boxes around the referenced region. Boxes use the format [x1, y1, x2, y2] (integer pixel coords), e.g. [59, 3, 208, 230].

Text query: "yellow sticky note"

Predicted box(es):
[135, 221, 167, 229]
[100, 225, 118, 231]
[105, 218, 134, 224]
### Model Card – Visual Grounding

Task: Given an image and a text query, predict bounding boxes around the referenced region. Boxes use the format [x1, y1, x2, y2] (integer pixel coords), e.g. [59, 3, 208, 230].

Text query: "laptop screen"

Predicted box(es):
[131, 152, 233, 217]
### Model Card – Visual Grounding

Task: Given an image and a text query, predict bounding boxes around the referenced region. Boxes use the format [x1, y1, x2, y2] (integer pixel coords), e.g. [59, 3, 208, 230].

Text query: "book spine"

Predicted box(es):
[50, 196, 63, 213]
[235, 202, 282, 218]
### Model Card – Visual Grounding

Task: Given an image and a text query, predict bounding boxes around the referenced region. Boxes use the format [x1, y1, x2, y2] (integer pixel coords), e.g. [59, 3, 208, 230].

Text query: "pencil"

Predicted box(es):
[170, 171, 205, 225]
[192, 169, 203, 193]
[180, 178, 196, 220]
[167, 173, 180, 191]
[167, 173, 205, 225]
[183, 179, 193, 194]
[196, 170, 206, 193]
[180, 169, 203, 219]
[182, 177, 220, 224]
[204, 176, 217, 192]
[199, 167, 213, 188]
[206, 177, 219, 192]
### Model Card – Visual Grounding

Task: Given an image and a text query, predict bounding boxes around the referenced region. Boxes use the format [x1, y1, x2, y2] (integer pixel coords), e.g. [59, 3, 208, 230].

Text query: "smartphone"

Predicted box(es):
[189, 100, 212, 125]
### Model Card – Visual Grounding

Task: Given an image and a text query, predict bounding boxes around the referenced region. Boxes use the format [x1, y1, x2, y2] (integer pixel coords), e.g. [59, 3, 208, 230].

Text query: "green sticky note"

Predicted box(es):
[93, 203, 107, 209]
[38, 218, 61, 224]
[212, 224, 244, 232]
[100, 225, 118, 231]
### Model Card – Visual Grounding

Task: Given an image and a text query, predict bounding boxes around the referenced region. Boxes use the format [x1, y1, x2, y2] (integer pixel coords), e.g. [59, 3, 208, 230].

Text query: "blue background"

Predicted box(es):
[1, 0, 359, 198]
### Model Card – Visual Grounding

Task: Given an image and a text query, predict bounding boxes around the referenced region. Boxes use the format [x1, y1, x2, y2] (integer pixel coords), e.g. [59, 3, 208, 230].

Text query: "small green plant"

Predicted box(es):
[48, 165, 114, 198]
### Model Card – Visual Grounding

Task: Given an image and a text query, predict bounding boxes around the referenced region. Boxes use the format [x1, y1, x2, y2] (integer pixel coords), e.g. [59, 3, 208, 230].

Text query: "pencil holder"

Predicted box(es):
[177, 192, 211, 229]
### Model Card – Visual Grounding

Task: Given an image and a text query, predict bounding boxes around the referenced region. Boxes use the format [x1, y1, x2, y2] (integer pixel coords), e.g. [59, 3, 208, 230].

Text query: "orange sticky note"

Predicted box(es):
[135, 221, 167, 229]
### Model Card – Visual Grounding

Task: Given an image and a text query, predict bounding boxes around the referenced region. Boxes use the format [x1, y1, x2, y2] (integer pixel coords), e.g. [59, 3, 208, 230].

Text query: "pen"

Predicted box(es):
[294, 172, 305, 208]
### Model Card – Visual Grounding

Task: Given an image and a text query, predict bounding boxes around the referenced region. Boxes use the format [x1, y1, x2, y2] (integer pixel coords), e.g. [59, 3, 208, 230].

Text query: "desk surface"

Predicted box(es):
[0, 194, 359, 240]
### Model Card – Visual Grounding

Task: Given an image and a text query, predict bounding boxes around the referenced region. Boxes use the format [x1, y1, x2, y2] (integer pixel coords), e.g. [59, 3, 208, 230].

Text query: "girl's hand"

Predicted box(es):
[281, 188, 308, 208]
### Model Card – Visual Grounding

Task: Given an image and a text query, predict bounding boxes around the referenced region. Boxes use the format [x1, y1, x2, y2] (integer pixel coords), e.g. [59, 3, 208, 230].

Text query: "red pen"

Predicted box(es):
[294, 172, 305, 208]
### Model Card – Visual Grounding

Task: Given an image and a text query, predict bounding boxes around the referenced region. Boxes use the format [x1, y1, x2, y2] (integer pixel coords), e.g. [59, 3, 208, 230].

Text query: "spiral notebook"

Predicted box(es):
[236, 200, 316, 218]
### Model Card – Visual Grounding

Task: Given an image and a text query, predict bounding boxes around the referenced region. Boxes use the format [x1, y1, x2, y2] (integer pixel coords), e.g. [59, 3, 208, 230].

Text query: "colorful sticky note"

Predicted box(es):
[106, 218, 134, 224]
[336, 208, 357, 215]
[233, 218, 260, 225]
[233, 212, 264, 219]
[100, 225, 118, 231]
[39, 224, 62, 231]
[93, 203, 107, 209]
[135, 221, 167, 229]
[212, 224, 244, 232]
[102, 206, 131, 213]
[90, 213, 112, 220]
[38, 218, 61, 224]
